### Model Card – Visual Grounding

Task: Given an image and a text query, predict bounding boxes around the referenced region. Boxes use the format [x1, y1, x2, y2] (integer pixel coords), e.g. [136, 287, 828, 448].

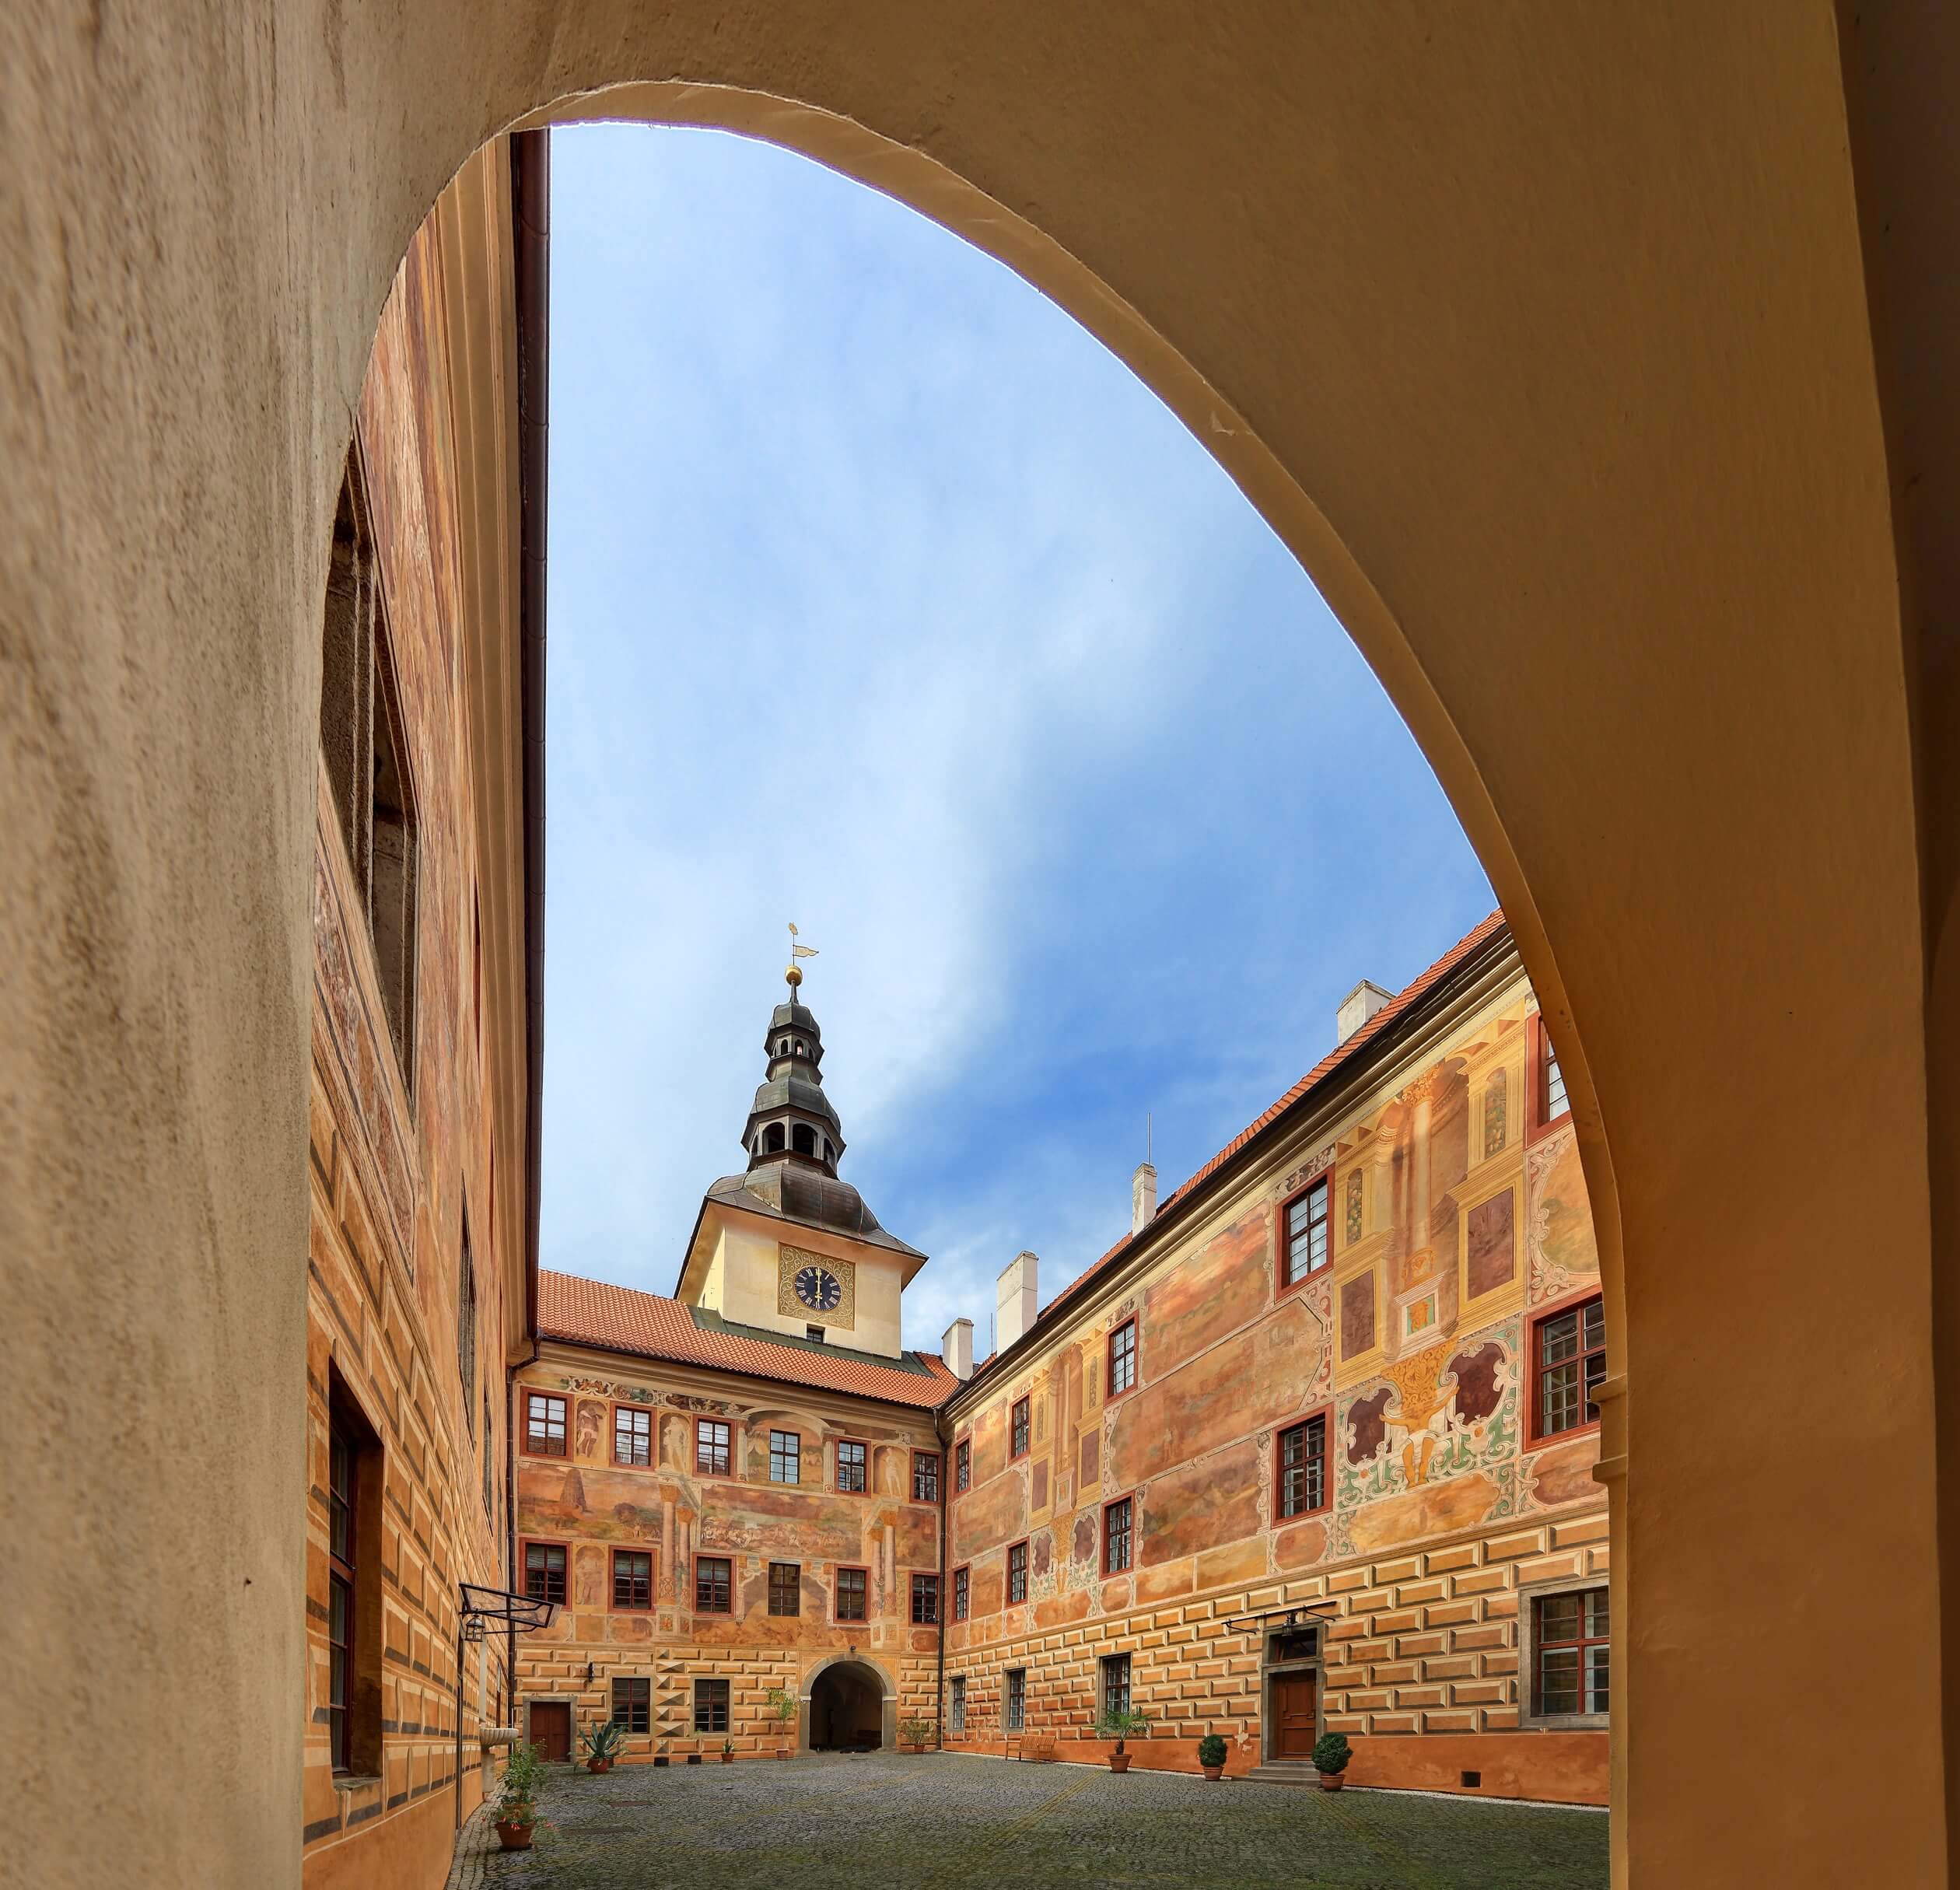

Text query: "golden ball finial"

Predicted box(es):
[785, 963, 803, 989]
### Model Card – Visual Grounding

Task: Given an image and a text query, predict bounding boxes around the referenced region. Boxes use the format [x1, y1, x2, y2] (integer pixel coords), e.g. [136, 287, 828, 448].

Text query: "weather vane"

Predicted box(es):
[785, 921, 818, 991]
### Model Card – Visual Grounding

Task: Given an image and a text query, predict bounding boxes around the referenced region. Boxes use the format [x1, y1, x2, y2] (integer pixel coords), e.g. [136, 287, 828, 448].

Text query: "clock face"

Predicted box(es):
[795, 1265, 842, 1314]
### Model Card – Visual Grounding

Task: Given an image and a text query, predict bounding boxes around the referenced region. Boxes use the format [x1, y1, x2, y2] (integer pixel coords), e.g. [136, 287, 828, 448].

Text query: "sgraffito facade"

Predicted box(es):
[937, 919, 1609, 1803]
[302, 138, 537, 1890]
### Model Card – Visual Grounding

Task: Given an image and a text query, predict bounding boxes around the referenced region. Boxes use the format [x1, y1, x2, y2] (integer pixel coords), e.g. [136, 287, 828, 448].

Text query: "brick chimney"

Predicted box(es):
[941, 1318, 974, 1381]
[1336, 978, 1393, 1044]
[996, 1251, 1038, 1353]
[1132, 1161, 1158, 1233]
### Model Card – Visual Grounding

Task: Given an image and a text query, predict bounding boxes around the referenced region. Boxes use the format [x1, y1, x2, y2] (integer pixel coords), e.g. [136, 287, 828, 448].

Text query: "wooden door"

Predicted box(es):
[1272, 1671, 1318, 1759]
[530, 1701, 571, 1762]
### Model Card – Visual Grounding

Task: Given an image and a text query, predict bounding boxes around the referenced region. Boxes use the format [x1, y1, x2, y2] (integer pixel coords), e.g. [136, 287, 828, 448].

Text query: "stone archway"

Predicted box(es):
[801, 1654, 897, 1755]
[5, 9, 1956, 1888]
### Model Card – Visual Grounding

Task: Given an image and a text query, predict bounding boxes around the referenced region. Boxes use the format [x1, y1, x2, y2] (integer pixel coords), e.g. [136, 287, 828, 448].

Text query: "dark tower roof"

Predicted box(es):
[705, 968, 922, 1259]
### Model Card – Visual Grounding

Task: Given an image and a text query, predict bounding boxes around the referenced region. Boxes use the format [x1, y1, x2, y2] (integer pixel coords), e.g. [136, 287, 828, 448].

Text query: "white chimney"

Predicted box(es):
[1336, 978, 1393, 1044]
[996, 1251, 1038, 1353]
[1131, 1162, 1158, 1233]
[941, 1318, 974, 1382]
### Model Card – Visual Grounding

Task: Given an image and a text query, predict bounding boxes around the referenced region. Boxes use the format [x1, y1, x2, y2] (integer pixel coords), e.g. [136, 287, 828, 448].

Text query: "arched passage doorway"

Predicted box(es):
[5, 10, 1955, 1890]
[803, 1657, 895, 1754]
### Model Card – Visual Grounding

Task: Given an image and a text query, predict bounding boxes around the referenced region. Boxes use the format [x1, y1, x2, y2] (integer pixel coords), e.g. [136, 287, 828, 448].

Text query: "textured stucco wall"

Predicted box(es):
[0, 5, 1949, 1886]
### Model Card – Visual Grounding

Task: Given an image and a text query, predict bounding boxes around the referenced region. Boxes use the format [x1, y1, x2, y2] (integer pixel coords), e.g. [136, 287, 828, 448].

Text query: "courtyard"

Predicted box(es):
[449, 1752, 1608, 1889]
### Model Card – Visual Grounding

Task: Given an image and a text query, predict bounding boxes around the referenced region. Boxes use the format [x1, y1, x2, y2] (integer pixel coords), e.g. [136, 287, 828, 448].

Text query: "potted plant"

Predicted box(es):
[1312, 1731, 1353, 1791]
[720, 1738, 736, 1764]
[1196, 1733, 1228, 1782]
[1094, 1705, 1151, 1773]
[494, 1741, 545, 1851]
[898, 1716, 936, 1755]
[581, 1718, 624, 1773]
[766, 1687, 799, 1759]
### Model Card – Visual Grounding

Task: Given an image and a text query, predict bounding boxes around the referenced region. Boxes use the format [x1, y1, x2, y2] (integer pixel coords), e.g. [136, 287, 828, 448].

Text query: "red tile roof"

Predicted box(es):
[989, 912, 1510, 1361]
[537, 1270, 960, 1409]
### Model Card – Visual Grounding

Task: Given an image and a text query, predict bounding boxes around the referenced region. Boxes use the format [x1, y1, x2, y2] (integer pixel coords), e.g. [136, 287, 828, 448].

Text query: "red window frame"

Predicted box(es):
[1274, 1409, 1331, 1521]
[1529, 1290, 1607, 1443]
[1009, 1398, 1030, 1461]
[613, 1403, 652, 1467]
[768, 1561, 801, 1617]
[692, 1678, 730, 1733]
[835, 1564, 870, 1622]
[1006, 1538, 1029, 1605]
[1107, 1318, 1138, 1401]
[611, 1548, 653, 1611]
[954, 1437, 971, 1492]
[326, 1423, 356, 1773]
[1278, 1174, 1331, 1293]
[1528, 1010, 1572, 1138]
[523, 1391, 568, 1458]
[952, 1564, 970, 1622]
[911, 1572, 940, 1624]
[835, 1436, 868, 1494]
[1102, 1493, 1133, 1575]
[695, 1554, 733, 1615]
[768, 1428, 801, 1485]
[1004, 1666, 1027, 1732]
[695, 1417, 732, 1478]
[521, 1538, 569, 1607]
[1532, 1587, 1611, 1718]
[612, 1675, 652, 1734]
[911, 1449, 940, 1503]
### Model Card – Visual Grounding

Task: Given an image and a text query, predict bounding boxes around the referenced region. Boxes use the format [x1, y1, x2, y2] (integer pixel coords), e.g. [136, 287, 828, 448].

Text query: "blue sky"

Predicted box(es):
[540, 124, 1493, 1352]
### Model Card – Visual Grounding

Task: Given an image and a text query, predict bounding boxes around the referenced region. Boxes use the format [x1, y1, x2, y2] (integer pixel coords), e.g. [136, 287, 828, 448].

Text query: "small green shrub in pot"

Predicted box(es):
[1196, 1734, 1229, 1771]
[898, 1716, 937, 1750]
[1094, 1706, 1152, 1768]
[495, 1741, 546, 1846]
[1312, 1733, 1353, 1775]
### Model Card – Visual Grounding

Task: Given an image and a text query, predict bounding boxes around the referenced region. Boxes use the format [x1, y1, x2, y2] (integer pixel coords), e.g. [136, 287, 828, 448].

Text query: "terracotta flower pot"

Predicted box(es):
[1108, 1752, 1132, 1773]
[1318, 1771, 1346, 1791]
[586, 1758, 607, 1773]
[495, 1821, 534, 1851]
[1202, 1764, 1223, 1781]
[900, 1743, 922, 1755]
[720, 1752, 734, 1764]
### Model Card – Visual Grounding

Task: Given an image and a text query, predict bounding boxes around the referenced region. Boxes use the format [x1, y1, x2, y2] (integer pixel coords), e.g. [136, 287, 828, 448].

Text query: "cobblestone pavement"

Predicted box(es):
[448, 1752, 1608, 1889]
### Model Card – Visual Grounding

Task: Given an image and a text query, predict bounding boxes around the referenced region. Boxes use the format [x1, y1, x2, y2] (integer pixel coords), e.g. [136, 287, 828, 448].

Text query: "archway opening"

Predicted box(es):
[807, 1661, 885, 1752]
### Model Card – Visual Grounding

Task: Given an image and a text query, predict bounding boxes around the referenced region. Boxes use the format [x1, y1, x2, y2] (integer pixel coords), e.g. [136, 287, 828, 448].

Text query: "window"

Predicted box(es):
[768, 1562, 801, 1617]
[1531, 1013, 1571, 1133]
[807, 1325, 825, 1342]
[1529, 1586, 1610, 1723]
[1282, 1175, 1330, 1287]
[1108, 1318, 1137, 1398]
[612, 1549, 653, 1611]
[954, 1439, 971, 1492]
[523, 1542, 566, 1606]
[524, 1391, 566, 1458]
[481, 1388, 494, 1517]
[695, 1556, 733, 1614]
[1004, 1668, 1026, 1734]
[325, 1376, 380, 1776]
[1534, 1295, 1606, 1439]
[694, 1677, 730, 1734]
[611, 1675, 650, 1735]
[836, 1438, 867, 1494]
[769, 1430, 800, 1484]
[835, 1566, 869, 1622]
[1101, 1653, 1132, 1717]
[1006, 1539, 1028, 1605]
[912, 1451, 940, 1503]
[614, 1405, 652, 1467]
[1276, 1413, 1328, 1519]
[912, 1573, 940, 1624]
[457, 1216, 477, 1420]
[950, 1676, 966, 1734]
[327, 1426, 355, 1773]
[1010, 1398, 1030, 1460]
[953, 1566, 970, 1622]
[1545, 1034, 1569, 1123]
[1103, 1496, 1133, 1574]
[695, 1419, 731, 1477]
[319, 448, 418, 1090]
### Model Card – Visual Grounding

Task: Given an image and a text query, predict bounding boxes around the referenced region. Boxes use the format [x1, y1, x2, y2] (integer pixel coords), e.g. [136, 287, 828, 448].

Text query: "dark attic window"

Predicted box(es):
[320, 444, 419, 1096]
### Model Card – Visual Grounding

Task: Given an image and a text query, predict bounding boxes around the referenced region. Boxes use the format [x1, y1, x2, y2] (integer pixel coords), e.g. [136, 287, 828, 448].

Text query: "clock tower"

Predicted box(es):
[672, 960, 927, 1358]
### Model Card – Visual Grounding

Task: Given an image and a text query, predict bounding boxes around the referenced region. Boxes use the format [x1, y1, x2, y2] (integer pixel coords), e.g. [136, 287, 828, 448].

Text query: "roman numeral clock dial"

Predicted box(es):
[795, 1265, 841, 1313]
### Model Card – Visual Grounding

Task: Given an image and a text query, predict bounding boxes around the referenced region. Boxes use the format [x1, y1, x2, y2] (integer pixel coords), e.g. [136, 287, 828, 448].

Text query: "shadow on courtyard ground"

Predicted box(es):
[448, 1750, 1608, 1889]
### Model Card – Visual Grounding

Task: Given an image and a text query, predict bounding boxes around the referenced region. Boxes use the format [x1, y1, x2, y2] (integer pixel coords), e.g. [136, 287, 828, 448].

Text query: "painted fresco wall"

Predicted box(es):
[940, 980, 1609, 1803]
[304, 149, 523, 1890]
[514, 1349, 943, 1758]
